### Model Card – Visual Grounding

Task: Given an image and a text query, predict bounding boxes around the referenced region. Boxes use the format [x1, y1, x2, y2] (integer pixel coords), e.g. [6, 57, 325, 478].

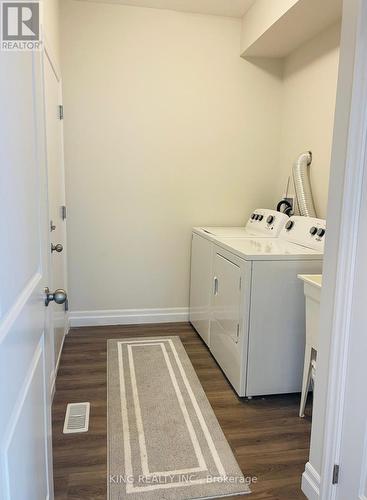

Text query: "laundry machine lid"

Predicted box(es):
[194, 208, 289, 240]
[213, 236, 323, 261]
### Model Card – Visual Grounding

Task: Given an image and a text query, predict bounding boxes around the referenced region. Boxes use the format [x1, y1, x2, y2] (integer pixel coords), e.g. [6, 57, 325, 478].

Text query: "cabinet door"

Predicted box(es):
[210, 251, 244, 395]
[213, 253, 241, 343]
[189, 234, 212, 346]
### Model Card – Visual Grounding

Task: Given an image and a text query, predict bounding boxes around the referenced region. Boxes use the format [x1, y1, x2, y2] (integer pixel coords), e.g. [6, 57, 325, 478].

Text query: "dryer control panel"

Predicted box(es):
[280, 216, 326, 252]
[245, 209, 289, 236]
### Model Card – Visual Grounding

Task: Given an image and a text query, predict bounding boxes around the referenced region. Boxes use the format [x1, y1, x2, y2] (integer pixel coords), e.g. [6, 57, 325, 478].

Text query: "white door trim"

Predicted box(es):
[304, 0, 367, 497]
[321, 0, 367, 496]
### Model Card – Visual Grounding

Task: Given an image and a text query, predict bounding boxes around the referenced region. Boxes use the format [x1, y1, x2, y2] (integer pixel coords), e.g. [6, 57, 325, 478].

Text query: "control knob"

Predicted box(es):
[267, 215, 274, 225]
[309, 227, 318, 236]
[317, 228, 326, 237]
[285, 220, 294, 231]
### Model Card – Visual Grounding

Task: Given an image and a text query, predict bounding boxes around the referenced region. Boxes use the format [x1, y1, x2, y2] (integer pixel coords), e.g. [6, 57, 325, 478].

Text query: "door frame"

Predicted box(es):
[303, 0, 367, 497]
[42, 37, 69, 397]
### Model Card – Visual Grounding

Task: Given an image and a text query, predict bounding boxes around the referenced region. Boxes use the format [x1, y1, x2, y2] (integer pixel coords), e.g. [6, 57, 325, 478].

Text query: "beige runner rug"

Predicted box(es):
[108, 336, 250, 499]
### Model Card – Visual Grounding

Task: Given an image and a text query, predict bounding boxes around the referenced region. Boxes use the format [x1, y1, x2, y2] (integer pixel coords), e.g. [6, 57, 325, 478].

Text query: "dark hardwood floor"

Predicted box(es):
[52, 323, 311, 500]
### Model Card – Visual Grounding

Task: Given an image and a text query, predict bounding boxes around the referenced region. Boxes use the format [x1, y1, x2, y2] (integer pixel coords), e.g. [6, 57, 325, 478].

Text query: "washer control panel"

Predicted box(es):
[280, 215, 326, 251]
[245, 209, 289, 236]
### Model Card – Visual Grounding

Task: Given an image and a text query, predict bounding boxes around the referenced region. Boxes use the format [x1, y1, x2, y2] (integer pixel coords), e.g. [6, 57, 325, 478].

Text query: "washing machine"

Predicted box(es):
[209, 216, 325, 397]
[189, 209, 289, 346]
[193, 208, 289, 240]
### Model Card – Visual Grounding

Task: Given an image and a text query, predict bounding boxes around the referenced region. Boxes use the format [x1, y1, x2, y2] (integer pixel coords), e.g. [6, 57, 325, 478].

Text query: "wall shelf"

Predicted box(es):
[241, 0, 342, 59]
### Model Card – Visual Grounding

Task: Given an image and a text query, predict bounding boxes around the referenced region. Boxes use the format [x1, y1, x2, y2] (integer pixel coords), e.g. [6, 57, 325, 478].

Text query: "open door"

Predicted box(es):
[44, 47, 69, 389]
[0, 49, 57, 499]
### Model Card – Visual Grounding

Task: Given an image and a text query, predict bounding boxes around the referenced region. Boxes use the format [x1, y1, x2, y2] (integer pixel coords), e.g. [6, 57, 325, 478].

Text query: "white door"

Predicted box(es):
[0, 51, 54, 499]
[333, 167, 367, 499]
[44, 48, 68, 383]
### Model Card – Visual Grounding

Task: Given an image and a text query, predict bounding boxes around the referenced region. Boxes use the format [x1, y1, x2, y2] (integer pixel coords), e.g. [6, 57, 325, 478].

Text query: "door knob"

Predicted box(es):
[51, 243, 63, 253]
[45, 287, 67, 306]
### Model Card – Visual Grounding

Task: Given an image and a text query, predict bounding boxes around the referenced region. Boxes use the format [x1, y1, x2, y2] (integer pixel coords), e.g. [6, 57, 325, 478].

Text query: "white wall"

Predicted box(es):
[275, 23, 341, 218]
[61, 0, 283, 316]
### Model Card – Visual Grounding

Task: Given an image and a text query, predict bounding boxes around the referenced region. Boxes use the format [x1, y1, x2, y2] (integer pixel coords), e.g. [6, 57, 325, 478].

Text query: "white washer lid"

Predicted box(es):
[196, 227, 266, 238]
[214, 237, 323, 261]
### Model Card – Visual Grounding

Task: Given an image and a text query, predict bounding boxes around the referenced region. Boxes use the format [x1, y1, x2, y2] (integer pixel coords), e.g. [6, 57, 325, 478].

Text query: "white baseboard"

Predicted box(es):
[65, 315, 70, 335]
[68, 307, 190, 327]
[51, 331, 67, 400]
[302, 462, 320, 500]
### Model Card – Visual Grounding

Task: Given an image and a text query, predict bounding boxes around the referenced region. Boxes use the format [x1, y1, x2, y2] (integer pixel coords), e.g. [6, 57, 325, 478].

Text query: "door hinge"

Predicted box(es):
[61, 205, 67, 220]
[59, 104, 64, 120]
[332, 464, 340, 485]
[236, 323, 240, 341]
[64, 298, 69, 312]
[239, 277, 242, 290]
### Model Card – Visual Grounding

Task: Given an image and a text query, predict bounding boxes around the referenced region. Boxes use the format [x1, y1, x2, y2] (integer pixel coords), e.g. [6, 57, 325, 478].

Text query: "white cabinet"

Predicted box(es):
[189, 233, 213, 346]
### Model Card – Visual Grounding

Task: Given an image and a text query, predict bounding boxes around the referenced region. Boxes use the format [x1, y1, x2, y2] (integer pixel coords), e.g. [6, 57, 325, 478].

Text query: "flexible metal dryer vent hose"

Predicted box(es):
[292, 151, 317, 218]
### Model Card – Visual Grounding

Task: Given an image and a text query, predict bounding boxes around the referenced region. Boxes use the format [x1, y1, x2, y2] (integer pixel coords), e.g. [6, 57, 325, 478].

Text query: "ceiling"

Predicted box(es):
[78, 0, 255, 18]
